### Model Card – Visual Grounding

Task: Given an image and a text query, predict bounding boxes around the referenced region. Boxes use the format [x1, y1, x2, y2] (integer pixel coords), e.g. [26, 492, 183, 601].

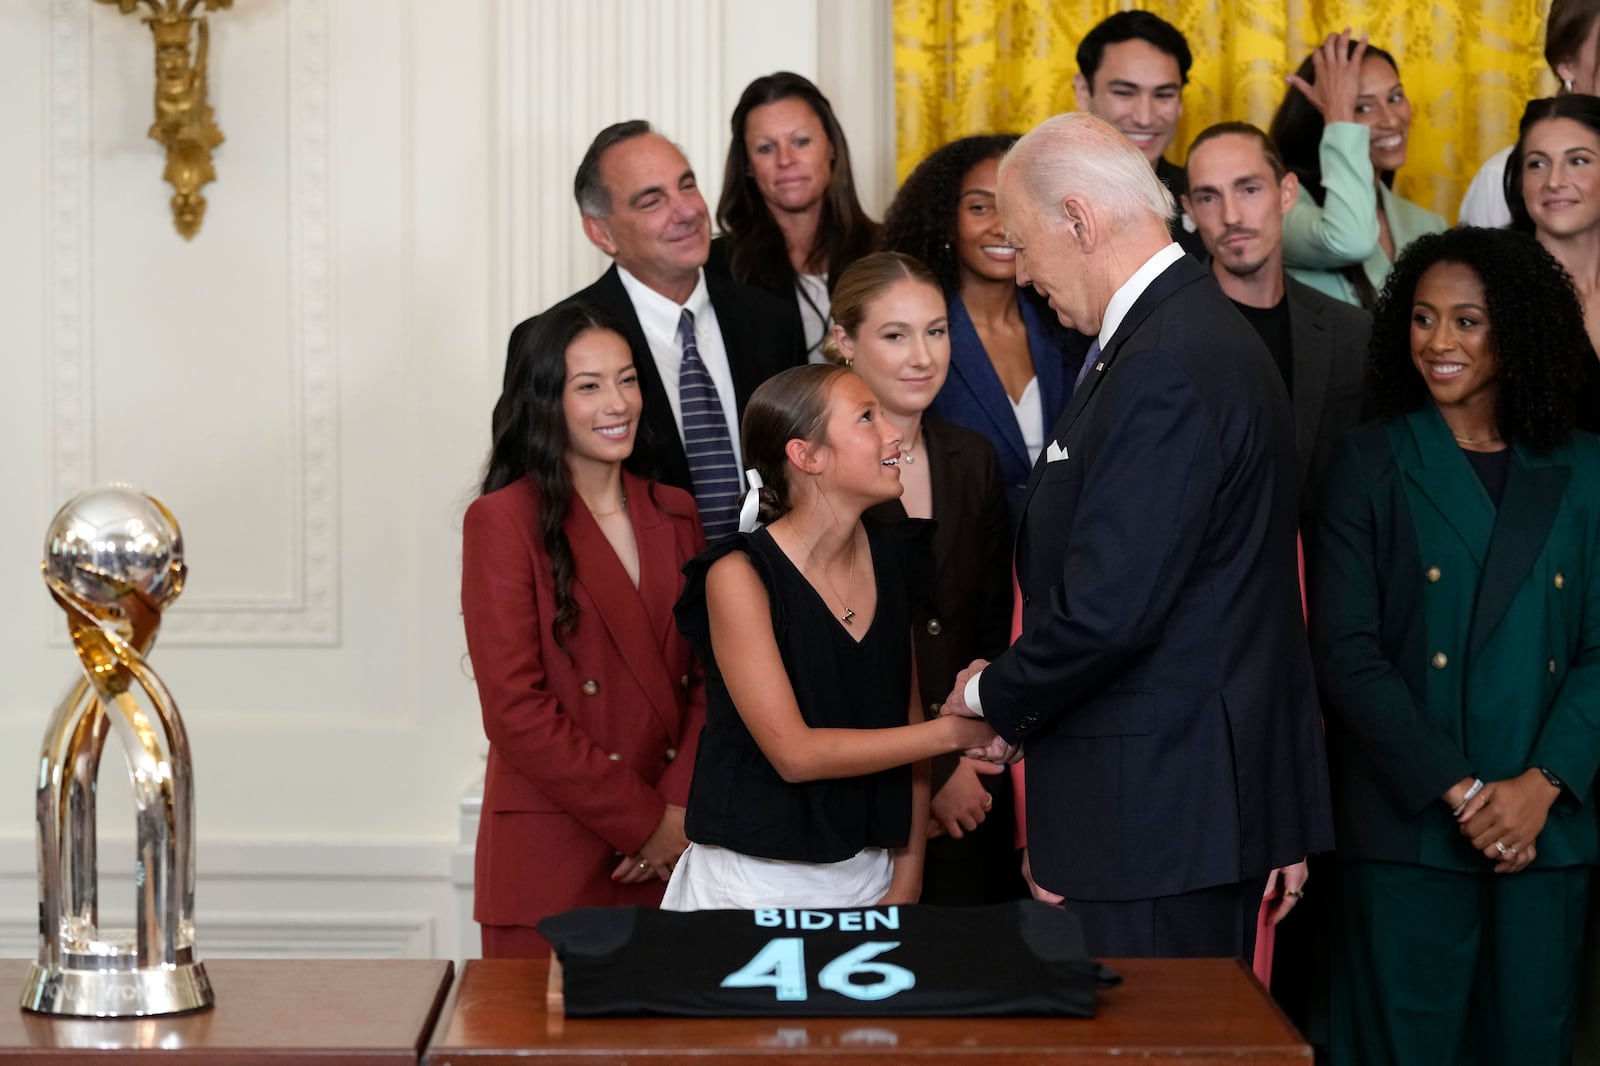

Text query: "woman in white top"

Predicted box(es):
[707, 72, 878, 362]
[1459, 0, 1600, 226]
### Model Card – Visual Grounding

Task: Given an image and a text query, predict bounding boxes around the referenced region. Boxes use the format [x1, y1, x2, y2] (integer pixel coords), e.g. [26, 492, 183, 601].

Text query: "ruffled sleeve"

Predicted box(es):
[673, 532, 778, 665]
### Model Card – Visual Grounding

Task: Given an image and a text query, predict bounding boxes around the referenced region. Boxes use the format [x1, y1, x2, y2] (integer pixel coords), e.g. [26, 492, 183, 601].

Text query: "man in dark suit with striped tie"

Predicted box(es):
[500, 121, 806, 538]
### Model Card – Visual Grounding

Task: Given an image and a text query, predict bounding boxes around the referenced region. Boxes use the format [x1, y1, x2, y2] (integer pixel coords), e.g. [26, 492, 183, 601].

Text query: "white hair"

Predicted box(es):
[1000, 112, 1175, 232]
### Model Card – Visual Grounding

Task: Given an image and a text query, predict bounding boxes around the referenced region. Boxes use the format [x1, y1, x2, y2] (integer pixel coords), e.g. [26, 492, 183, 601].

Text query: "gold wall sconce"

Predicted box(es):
[97, 0, 233, 240]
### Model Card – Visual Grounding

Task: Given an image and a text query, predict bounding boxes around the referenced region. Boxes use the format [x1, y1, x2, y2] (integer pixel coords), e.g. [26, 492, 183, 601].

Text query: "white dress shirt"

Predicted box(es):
[616, 266, 744, 468]
[964, 240, 1185, 718]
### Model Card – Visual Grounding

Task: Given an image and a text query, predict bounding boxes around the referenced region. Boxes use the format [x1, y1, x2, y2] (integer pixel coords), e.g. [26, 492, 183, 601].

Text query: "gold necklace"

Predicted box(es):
[899, 421, 922, 465]
[587, 487, 628, 517]
[800, 524, 858, 624]
[1453, 433, 1502, 446]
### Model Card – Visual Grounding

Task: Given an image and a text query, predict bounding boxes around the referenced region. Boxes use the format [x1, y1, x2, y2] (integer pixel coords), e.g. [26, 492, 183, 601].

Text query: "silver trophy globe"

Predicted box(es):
[20, 486, 212, 1017]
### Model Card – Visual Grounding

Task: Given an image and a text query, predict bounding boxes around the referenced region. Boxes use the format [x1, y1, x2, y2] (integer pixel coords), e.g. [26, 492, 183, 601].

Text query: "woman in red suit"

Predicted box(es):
[462, 302, 706, 957]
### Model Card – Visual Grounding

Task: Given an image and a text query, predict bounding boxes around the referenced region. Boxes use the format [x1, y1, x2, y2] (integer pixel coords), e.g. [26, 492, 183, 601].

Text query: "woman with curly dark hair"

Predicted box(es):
[1311, 227, 1600, 1064]
[462, 302, 707, 957]
[880, 135, 1085, 524]
[707, 72, 878, 363]
[1506, 95, 1600, 427]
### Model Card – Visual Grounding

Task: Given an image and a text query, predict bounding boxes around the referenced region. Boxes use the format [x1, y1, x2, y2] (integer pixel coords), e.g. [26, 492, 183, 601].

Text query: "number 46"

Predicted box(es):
[721, 939, 915, 1002]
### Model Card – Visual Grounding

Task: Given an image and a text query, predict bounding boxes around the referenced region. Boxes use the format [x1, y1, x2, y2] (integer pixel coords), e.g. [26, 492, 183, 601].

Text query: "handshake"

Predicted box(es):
[941, 658, 1023, 765]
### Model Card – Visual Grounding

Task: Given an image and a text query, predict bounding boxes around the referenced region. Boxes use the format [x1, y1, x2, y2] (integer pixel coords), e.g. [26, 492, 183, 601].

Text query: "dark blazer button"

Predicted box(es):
[1431, 652, 1448, 669]
[926, 619, 943, 636]
[1425, 566, 1441, 583]
[1549, 659, 1558, 674]
[582, 679, 600, 696]
[1555, 572, 1566, 590]
[1022, 594, 1030, 607]
[927, 702, 942, 717]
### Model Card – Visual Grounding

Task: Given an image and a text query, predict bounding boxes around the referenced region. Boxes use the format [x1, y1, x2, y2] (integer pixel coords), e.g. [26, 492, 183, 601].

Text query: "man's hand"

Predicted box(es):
[928, 757, 1005, 839]
[967, 734, 1023, 764]
[941, 658, 991, 718]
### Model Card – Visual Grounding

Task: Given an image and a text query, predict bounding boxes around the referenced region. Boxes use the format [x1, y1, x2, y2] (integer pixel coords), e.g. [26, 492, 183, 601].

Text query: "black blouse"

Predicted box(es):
[675, 517, 929, 863]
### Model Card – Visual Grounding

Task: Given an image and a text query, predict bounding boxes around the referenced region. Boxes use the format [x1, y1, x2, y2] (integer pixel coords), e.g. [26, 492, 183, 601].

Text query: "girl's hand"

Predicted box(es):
[1285, 28, 1368, 125]
[928, 757, 1004, 839]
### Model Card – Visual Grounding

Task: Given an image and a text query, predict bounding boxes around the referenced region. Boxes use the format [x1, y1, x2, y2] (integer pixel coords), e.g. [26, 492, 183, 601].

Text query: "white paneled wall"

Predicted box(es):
[0, 1, 891, 961]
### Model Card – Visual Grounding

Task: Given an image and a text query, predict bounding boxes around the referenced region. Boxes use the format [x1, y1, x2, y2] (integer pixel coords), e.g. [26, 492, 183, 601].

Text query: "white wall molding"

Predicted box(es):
[49, 0, 340, 646]
[0, 837, 459, 960]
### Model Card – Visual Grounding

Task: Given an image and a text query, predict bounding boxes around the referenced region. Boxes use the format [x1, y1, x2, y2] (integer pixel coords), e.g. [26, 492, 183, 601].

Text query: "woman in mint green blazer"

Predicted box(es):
[1269, 31, 1446, 309]
[1312, 227, 1600, 1066]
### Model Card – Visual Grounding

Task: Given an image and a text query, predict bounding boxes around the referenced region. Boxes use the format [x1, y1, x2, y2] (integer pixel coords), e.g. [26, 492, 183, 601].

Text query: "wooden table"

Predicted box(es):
[0, 958, 454, 1064]
[424, 957, 1310, 1064]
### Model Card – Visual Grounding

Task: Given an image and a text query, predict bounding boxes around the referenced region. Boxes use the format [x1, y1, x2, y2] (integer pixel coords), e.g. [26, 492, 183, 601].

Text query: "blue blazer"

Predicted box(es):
[930, 292, 1085, 524]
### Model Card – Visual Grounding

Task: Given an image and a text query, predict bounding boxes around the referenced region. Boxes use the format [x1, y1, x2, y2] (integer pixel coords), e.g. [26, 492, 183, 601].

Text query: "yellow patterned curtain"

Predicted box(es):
[894, 0, 1553, 220]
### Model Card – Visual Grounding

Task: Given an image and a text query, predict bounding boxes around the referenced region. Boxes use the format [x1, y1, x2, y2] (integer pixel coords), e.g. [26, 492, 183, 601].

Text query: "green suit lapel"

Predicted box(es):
[1391, 409, 1495, 568]
[1470, 446, 1570, 657]
[1392, 407, 1572, 657]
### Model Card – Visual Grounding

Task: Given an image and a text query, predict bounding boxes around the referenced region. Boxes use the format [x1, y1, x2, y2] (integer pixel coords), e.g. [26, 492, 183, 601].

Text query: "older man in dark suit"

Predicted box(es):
[942, 112, 1334, 961]
[500, 121, 805, 537]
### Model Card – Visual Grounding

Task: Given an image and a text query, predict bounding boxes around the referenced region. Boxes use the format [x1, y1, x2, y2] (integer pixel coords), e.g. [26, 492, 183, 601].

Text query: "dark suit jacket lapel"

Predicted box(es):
[706, 270, 765, 410]
[946, 295, 1031, 474]
[587, 266, 691, 487]
[566, 477, 680, 736]
[1469, 445, 1570, 657]
[1285, 280, 1333, 494]
[1021, 255, 1200, 506]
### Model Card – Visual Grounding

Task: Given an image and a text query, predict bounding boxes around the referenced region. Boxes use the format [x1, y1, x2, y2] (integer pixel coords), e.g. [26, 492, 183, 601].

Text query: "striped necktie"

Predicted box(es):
[676, 308, 741, 538]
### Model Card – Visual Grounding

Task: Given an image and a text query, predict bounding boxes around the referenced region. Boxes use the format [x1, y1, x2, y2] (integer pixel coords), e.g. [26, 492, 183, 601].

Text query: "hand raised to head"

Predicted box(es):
[1285, 28, 1369, 125]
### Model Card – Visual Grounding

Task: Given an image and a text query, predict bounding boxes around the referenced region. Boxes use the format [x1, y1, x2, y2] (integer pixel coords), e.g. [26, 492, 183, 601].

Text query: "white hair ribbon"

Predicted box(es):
[737, 468, 764, 534]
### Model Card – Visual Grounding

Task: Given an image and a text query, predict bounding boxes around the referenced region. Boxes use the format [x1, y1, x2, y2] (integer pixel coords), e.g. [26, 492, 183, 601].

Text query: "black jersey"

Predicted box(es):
[539, 901, 1120, 1017]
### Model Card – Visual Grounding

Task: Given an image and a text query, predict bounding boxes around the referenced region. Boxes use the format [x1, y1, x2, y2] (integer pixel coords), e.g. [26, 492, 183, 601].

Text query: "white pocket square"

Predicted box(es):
[1046, 440, 1069, 463]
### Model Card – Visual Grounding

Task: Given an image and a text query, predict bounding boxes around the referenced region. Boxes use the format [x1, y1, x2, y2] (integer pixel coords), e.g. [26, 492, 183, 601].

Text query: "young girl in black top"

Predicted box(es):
[662, 363, 996, 909]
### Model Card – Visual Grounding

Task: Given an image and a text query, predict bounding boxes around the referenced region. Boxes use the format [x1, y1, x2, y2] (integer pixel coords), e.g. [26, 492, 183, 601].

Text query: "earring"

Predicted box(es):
[1567, 77, 1575, 92]
[942, 240, 951, 251]
[844, 357, 853, 367]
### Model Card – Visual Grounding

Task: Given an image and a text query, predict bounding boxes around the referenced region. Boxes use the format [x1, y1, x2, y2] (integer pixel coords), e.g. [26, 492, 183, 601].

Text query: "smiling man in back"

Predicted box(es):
[499, 120, 806, 539]
[1073, 11, 1200, 250]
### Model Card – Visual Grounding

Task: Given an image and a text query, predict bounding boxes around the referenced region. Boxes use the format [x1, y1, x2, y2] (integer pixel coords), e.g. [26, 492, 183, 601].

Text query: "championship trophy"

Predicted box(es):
[20, 486, 212, 1017]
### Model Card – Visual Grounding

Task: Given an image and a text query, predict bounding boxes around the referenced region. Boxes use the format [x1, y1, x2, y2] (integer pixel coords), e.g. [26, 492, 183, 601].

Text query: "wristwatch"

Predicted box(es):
[1538, 767, 1565, 792]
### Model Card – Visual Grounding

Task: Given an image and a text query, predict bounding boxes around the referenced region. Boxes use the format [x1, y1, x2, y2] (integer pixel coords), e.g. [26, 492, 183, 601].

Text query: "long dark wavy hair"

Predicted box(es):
[880, 134, 1019, 295]
[481, 301, 643, 648]
[717, 72, 878, 295]
[1368, 227, 1584, 451]
[1504, 95, 1600, 233]
[740, 363, 854, 524]
[1268, 41, 1402, 309]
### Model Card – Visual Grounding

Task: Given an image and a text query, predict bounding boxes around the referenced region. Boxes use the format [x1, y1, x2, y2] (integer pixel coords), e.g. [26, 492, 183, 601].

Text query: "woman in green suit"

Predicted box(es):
[1312, 226, 1600, 1066]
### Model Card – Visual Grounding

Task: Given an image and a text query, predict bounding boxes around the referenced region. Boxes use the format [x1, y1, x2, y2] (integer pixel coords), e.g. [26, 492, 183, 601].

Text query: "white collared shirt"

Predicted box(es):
[962, 240, 1187, 720]
[616, 266, 743, 468]
[1096, 241, 1186, 352]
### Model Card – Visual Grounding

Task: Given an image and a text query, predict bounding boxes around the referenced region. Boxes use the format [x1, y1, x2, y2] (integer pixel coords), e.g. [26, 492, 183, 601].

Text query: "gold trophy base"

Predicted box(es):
[20, 959, 213, 1017]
